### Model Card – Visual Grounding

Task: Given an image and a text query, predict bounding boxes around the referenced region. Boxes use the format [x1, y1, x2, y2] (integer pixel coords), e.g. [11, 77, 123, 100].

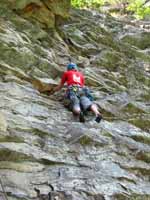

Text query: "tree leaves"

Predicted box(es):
[71, 0, 150, 19]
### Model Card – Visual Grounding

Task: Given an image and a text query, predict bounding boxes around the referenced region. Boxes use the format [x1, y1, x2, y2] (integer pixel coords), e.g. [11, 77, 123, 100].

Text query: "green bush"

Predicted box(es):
[71, 0, 150, 19]
[127, 0, 150, 19]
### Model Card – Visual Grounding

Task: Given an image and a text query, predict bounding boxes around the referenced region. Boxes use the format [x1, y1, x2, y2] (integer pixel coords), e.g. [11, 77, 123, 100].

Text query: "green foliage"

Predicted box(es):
[127, 0, 150, 19]
[71, 0, 150, 19]
[71, 0, 105, 9]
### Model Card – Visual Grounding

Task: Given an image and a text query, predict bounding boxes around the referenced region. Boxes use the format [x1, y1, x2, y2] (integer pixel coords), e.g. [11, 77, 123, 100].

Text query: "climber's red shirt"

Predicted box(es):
[61, 70, 84, 87]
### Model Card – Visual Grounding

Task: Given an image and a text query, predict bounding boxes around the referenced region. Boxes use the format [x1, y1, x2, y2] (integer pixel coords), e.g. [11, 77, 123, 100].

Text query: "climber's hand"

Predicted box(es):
[49, 88, 55, 95]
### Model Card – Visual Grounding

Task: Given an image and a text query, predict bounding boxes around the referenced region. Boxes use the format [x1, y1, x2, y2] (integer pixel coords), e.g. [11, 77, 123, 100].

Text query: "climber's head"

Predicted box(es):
[67, 63, 78, 71]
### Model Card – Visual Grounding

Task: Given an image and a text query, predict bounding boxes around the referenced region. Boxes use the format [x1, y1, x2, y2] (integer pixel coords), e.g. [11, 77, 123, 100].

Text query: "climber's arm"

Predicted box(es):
[49, 72, 66, 95]
[53, 82, 64, 92]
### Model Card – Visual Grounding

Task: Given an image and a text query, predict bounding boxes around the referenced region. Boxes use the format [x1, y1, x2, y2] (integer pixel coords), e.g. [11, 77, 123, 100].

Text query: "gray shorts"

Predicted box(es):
[69, 91, 92, 111]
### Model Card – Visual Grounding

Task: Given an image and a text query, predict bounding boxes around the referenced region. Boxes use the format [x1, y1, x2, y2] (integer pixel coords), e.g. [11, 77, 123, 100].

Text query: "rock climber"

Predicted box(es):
[50, 63, 102, 123]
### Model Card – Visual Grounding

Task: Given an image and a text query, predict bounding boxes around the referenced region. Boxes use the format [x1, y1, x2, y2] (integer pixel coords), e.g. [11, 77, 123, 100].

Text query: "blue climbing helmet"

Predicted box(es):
[67, 63, 78, 71]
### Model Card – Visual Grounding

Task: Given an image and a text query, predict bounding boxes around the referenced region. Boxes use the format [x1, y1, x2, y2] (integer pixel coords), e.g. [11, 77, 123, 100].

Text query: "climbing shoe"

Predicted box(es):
[95, 114, 102, 123]
[79, 112, 85, 123]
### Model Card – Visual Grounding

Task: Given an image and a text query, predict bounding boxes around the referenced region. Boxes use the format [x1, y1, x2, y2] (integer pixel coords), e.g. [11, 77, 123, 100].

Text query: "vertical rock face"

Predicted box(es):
[11, 0, 71, 28]
[0, 1, 150, 200]
[0, 112, 7, 133]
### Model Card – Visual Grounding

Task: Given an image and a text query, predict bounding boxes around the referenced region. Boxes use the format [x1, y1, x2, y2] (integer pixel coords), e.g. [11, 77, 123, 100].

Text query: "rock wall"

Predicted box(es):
[2, 0, 71, 28]
[0, 1, 150, 200]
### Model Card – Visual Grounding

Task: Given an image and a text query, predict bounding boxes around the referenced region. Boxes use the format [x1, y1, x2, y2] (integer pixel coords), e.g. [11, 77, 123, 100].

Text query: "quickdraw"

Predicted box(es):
[72, 86, 78, 92]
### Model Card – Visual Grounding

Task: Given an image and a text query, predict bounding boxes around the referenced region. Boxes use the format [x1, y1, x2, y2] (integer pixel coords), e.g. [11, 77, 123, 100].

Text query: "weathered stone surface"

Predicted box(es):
[11, 0, 71, 28]
[0, 1, 150, 200]
[120, 32, 150, 50]
[0, 112, 7, 133]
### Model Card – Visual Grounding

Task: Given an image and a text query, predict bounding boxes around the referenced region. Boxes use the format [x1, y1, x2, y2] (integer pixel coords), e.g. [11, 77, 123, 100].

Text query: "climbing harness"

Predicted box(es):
[67, 85, 93, 98]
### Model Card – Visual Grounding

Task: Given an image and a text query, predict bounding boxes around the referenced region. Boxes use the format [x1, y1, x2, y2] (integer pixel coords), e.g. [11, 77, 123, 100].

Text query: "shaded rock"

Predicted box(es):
[12, 0, 70, 28]
[31, 77, 58, 93]
[34, 186, 72, 200]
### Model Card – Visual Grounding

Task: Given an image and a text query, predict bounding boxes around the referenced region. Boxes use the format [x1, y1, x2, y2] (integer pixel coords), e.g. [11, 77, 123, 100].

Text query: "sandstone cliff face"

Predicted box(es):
[2, 0, 70, 28]
[0, 1, 150, 200]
